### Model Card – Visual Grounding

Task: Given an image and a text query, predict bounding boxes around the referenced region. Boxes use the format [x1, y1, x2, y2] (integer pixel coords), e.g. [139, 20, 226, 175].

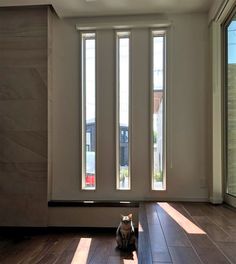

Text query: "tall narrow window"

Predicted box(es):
[81, 33, 96, 190]
[225, 13, 236, 198]
[151, 31, 166, 190]
[116, 32, 130, 190]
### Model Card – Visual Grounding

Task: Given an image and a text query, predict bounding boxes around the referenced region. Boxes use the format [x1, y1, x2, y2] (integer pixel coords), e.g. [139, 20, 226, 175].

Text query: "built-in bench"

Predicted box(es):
[48, 200, 139, 228]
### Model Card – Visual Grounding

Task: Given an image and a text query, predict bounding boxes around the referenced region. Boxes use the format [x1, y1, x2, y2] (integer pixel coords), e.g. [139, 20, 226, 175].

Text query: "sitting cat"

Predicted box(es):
[116, 214, 136, 250]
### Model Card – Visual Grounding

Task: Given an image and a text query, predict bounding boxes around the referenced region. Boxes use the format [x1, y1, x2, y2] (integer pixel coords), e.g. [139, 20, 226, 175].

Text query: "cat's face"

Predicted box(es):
[121, 214, 132, 225]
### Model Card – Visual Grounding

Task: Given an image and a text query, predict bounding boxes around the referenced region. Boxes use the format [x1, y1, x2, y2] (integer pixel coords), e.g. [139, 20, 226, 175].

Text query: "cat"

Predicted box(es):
[116, 214, 136, 250]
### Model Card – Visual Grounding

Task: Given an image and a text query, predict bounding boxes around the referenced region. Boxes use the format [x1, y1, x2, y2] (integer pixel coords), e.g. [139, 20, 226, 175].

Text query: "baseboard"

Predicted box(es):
[224, 194, 236, 208]
[209, 196, 223, 204]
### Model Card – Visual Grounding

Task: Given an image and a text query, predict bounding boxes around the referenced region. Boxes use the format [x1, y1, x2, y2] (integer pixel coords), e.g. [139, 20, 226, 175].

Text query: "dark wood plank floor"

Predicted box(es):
[0, 202, 236, 264]
[139, 202, 236, 264]
[0, 230, 138, 264]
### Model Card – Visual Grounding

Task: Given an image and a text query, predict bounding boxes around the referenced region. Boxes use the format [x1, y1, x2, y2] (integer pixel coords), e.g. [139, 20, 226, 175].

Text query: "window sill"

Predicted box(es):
[48, 200, 139, 207]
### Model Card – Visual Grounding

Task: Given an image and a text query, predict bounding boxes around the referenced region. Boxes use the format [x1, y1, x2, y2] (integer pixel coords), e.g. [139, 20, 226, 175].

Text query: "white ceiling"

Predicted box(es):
[0, 0, 216, 17]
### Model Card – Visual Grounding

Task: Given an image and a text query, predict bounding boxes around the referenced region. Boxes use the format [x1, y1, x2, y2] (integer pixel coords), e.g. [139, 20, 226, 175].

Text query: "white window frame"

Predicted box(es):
[150, 29, 167, 191]
[81, 32, 97, 190]
[116, 31, 132, 190]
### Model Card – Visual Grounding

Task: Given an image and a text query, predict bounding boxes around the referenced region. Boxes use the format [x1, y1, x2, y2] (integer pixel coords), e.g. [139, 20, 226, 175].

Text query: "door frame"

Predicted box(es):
[222, 3, 236, 207]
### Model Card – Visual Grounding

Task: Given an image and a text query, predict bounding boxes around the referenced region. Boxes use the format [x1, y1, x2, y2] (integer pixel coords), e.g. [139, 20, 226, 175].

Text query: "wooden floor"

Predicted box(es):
[0, 230, 137, 264]
[139, 202, 236, 264]
[0, 202, 236, 264]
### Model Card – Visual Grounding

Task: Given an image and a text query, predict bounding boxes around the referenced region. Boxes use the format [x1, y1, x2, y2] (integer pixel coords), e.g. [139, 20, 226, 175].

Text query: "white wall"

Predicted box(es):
[208, 0, 225, 22]
[50, 13, 210, 202]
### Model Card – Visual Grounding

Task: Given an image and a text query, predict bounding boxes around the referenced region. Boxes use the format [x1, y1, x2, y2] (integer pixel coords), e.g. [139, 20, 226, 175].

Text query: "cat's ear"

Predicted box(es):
[120, 214, 124, 220]
[128, 214, 132, 219]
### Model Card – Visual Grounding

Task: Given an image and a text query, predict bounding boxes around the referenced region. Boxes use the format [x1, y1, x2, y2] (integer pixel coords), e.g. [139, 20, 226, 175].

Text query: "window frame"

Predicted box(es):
[115, 30, 132, 190]
[223, 6, 236, 200]
[81, 31, 97, 191]
[150, 29, 167, 191]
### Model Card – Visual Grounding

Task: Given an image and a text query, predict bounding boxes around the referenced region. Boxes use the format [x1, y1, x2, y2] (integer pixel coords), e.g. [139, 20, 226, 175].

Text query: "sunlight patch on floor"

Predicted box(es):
[71, 238, 92, 264]
[158, 202, 206, 234]
[139, 222, 144, 232]
[123, 250, 138, 264]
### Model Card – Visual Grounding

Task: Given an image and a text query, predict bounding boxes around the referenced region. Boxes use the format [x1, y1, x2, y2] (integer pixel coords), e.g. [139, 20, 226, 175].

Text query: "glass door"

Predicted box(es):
[224, 9, 236, 207]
